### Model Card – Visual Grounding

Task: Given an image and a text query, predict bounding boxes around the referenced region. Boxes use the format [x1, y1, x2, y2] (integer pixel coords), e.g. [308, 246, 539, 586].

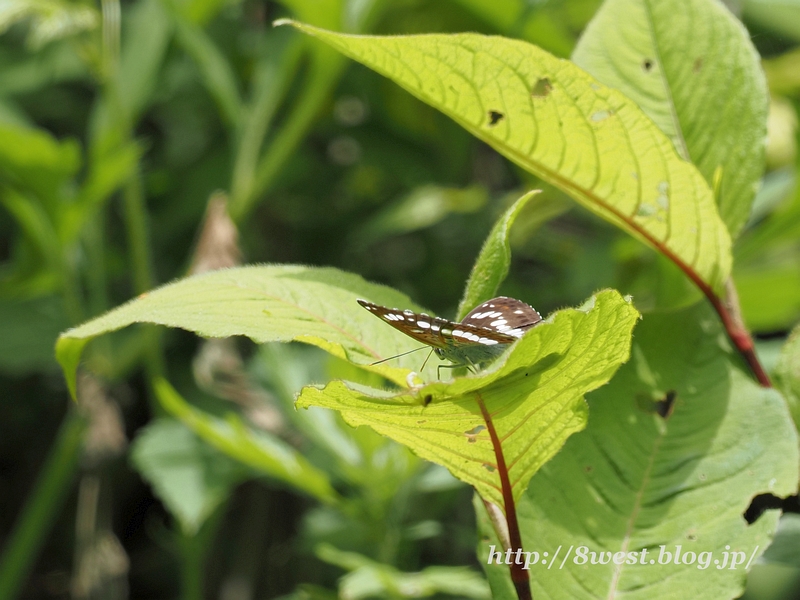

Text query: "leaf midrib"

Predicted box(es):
[605, 422, 666, 599]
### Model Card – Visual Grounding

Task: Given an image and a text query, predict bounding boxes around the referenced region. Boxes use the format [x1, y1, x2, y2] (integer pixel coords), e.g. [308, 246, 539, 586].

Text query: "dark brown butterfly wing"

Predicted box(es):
[357, 299, 455, 350]
[460, 296, 542, 337]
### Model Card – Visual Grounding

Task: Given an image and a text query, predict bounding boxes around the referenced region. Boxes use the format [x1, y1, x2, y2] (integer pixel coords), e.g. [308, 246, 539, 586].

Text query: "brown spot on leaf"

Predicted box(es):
[531, 77, 553, 98]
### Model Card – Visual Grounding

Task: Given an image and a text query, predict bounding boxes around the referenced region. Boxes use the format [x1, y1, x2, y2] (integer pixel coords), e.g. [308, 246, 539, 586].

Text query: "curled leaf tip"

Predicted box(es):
[272, 18, 295, 28]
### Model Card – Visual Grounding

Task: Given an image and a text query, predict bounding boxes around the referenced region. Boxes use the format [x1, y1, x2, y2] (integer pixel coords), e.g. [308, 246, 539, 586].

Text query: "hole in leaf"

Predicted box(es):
[482, 463, 496, 472]
[531, 77, 552, 98]
[465, 424, 486, 443]
[654, 390, 677, 418]
[745, 493, 785, 524]
[488, 110, 504, 125]
[642, 58, 654, 72]
[636, 390, 677, 417]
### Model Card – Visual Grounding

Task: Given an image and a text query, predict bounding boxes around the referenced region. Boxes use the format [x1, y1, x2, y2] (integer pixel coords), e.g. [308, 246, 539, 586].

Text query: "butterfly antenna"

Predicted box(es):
[370, 346, 427, 366]
[419, 348, 435, 372]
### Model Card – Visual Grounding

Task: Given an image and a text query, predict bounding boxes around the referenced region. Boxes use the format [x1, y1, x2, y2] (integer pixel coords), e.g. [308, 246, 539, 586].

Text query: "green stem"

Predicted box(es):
[230, 36, 303, 210]
[230, 47, 345, 221]
[0, 410, 87, 600]
[175, 502, 227, 600]
[83, 212, 109, 316]
[178, 535, 203, 600]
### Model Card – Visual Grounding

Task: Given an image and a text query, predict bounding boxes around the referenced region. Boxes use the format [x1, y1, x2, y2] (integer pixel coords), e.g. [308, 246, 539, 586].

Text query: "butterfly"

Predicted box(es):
[358, 296, 542, 372]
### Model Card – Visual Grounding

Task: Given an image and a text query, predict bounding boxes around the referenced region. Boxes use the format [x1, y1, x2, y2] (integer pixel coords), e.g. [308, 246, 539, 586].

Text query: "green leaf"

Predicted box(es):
[572, 0, 767, 239]
[0, 0, 98, 48]
[354, 184, 487, 248]
[278, 22, 732, 294]
[297, 290, 639, 509]
[457, 190, 538, 320]
[480, 304, 799, 598]
[0, 123, 80, 204]
[316, 544, 491, 599]
[153, 379, 338, 504]
[760, 514, 800, 567]
[774, 323, 800, 429]
[130, 418, 248, 535]
[56, 265, 432, 398]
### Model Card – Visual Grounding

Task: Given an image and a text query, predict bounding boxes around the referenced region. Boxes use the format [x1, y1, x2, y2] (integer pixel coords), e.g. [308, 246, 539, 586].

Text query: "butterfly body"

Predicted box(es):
[358, 296, 542, 369]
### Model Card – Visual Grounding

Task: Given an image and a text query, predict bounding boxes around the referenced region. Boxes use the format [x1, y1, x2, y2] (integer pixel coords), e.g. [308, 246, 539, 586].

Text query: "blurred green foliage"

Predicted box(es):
[1, 0, 799, 598]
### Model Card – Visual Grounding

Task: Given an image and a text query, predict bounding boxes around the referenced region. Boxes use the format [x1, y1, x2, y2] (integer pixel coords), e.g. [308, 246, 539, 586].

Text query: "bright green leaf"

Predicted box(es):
[130, 418, 248, 535]
[56, 265, 434, 398]
[572, 0, 767, 239]
[480, 304, 799, 598]
[278, 22, 732, 294]
[297, 290, 639, 509]
[457, 190, 538, 320]
[154, 378, 339, 504]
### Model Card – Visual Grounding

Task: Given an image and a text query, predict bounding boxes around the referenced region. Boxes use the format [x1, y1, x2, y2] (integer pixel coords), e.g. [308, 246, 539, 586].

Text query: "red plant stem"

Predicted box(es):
[702, 282, 771, 387]
[529, 167, 771, 387]
[476, 393, 532, 600]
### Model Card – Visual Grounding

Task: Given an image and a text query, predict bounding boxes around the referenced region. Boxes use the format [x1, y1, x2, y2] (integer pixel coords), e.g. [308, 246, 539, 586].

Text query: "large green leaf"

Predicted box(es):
[278, 22, 732, 294]
[56, 265, 435, 398]
[297, 290, 639, 509]
[479, 304, 799, 598]
[572, 0, 767, 239]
